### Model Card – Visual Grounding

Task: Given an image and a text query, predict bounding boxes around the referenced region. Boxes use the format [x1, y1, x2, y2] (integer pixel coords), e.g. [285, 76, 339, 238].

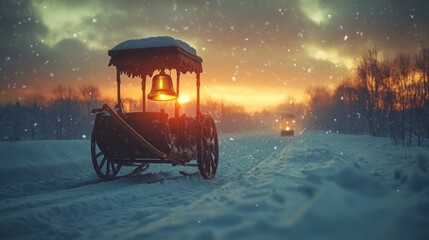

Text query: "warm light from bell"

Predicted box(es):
[285, 127, 290, 131]
[178, 95, 190, 104]
[147, 70, 177, 101]
[149, 93, 176, 101]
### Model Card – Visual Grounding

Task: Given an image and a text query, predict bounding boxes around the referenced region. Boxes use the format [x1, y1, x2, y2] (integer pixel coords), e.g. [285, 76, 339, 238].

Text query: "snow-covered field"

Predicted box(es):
[1, 131, 429, 240]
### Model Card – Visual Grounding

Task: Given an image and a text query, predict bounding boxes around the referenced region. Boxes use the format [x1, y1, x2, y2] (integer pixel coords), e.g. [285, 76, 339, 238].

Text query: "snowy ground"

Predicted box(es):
[1, 131, 429, 240]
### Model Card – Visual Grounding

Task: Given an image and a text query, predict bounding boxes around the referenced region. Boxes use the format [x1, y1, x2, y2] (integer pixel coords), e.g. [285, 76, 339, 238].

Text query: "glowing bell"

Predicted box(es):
[147, 70, 177, 101]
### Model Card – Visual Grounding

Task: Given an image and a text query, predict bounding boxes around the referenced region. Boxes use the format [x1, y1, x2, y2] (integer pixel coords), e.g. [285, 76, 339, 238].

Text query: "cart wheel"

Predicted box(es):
[91, 130, 122, 180]
[197, 115, 219, 179]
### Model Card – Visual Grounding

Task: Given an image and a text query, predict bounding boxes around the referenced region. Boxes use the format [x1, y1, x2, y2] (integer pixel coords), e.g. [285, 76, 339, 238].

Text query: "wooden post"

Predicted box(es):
[141, 76, 146, 112]
[196, 72, 200, 119]
[175, 70, 180, 118]
[116, 69, 122, 111]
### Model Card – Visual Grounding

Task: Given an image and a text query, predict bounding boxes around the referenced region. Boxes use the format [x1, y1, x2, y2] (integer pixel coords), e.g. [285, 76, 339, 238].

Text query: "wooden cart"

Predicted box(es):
[91, 36, 219, 180]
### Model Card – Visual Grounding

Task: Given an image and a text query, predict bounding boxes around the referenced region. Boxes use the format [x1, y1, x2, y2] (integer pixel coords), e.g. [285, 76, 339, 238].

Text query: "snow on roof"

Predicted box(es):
[110, 36, 198, 56]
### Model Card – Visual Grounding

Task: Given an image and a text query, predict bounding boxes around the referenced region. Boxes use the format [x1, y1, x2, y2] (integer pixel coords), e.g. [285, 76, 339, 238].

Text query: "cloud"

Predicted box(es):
[306, 45, 355, 70]
[0, 1, 109, 102]
[299, 0, 330, 25]
[1, 0, 429, 110]
[31, 1, 112, 50]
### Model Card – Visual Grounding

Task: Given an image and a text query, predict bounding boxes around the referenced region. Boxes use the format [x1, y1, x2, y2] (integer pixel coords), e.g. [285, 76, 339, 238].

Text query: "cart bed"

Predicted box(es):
[94, 112, 171, 160]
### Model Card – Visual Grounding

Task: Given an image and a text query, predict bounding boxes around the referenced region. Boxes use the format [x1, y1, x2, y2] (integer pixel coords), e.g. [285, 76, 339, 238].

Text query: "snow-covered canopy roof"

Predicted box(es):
[108, 36, 203, 78]
[110, 36, 197, 55]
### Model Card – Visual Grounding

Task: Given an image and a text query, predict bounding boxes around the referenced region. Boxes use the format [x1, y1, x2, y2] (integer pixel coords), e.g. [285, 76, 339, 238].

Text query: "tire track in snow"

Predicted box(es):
[0, 133, 287, 239]
[97, 133, 290, 238]
[123, 133, 348, 239]
[121, 133, 292, 239]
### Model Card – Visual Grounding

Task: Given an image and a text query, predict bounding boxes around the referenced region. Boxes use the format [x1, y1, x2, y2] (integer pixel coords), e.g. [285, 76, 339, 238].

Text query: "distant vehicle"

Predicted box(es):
[280, 113, 295, 137]
[90, 36, 219, 180]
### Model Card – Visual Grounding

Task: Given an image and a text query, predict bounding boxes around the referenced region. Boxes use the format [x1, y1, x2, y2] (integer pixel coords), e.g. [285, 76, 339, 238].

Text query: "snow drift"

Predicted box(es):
[1, 131, 428, 240]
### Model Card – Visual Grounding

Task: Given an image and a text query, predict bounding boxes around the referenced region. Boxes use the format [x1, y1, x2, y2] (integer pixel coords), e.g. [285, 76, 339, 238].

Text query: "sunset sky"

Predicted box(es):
[1, 0, 428, 112]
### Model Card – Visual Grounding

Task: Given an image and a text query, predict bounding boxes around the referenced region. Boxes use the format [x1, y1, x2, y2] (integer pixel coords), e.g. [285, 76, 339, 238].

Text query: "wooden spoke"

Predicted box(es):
[91, 126, 122, 180]
[197, 115, 219, 179]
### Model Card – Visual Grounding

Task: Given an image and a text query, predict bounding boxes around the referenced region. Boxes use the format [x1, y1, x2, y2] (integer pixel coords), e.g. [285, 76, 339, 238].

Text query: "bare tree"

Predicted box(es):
[414, 48, 429, 141]
[79, 84, 101, 114]
[356, 48, 390, 136]
[51, 84, 66, 101]
[306, 86, 332, 130]
[391, 54, 414, 145]
[79, 84, 100, 102]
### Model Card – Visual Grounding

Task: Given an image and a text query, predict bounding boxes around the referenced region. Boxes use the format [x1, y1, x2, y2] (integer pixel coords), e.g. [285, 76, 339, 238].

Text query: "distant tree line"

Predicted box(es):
[200, 98, 268, 133]
[0, 85, 278, 141]
[305, 47, 429, 146]
[0, 84, 106, 141]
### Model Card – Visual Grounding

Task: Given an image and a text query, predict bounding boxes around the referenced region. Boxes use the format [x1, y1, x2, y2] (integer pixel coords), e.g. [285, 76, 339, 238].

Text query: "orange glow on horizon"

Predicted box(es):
[98, 78, 309, 113]
[95, 71, 307, 112]
[0, 69, 310, 113]
[178, 95, 191, 104]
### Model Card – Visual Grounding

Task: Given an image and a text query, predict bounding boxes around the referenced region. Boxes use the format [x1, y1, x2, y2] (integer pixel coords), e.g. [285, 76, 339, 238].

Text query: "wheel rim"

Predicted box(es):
[198, 116, 219, 179]
[91, 131, 122, 180]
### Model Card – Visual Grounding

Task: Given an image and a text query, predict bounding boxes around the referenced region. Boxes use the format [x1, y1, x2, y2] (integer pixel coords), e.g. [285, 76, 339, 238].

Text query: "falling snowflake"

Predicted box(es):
[173, 1, 177, 11]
